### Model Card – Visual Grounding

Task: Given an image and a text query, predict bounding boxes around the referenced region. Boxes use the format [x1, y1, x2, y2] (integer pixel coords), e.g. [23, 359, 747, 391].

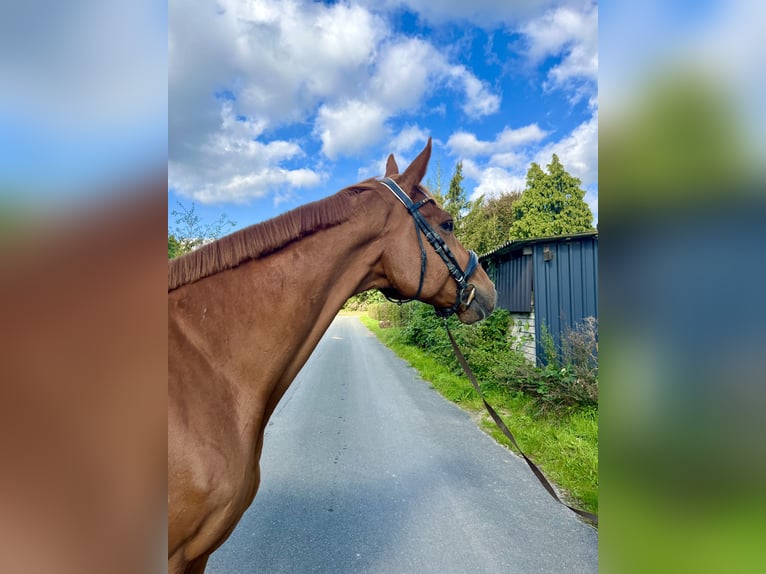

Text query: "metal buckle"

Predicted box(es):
[459, 284, 476, 308]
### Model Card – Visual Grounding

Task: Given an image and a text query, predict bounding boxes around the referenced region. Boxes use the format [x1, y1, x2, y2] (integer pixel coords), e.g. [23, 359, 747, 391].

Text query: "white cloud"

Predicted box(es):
[447, 132, 494, 157]
[497, 124, 550, 147]
[533, 108, 598, 190]
[390, 124, 430, 155]
[169, 0, 504, 203]
[471, 167, 527, 200]
[489, 151, 524, 168]
[368, 38, 500, 122]
[448, 66, 501, 116]
[169, 102, 322, 204]
[447, 124, 549, 158]
[370, 38, 437, 112]
[169, 0, 387, 202]
[521, 2, 598, 92]
[315, 100, 389, 160]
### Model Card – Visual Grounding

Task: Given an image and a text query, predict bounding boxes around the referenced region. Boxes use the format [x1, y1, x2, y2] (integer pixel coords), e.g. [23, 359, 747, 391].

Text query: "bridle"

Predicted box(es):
[378, 177, 480, 318]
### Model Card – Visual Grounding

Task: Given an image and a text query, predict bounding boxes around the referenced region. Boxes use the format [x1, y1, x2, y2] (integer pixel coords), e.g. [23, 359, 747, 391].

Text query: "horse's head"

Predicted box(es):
[375, 138, 496, 324]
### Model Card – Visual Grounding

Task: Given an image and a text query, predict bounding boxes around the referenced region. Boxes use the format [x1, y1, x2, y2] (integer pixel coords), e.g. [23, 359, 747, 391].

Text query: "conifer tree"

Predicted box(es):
[510, 154, 594, 239]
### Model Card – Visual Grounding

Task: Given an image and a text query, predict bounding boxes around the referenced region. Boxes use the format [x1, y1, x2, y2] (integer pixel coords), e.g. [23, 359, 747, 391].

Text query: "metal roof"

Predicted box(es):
[479, 230, 598, 261]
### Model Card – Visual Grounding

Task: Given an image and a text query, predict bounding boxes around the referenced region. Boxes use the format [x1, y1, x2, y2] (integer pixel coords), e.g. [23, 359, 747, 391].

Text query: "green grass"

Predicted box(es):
[359, 314, 598, 519]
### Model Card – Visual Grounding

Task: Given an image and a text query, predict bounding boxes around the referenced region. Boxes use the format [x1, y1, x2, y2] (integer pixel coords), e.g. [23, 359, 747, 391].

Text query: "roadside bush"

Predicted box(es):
[344, 290, 386, 311]
[375, 301, 598, 412]
[400, 302, 450, 351]
[399, 303, 521, 383]
[367, 299, 414, 328]
[494, 318, 599, 410]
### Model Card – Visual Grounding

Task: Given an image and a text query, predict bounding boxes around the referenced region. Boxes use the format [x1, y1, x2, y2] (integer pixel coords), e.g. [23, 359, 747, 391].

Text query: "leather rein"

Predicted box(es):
[378, 177, 479, 318]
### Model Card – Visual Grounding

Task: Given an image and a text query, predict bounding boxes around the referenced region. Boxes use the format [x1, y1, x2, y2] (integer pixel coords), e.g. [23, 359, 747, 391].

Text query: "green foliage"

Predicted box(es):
[459, 191, 521, 254]
[510, 154, 594, 240]
[343, 290, 386, 311]
[425, 156, 446, 206]
[495, 319, 599, 411]
[378, 302, 597, 412]
[443, 161, 468, 232]
[399, 304, 521, 385]
[540, 323, 560, 368]
[400, 302, 451, 354]
[367, 300, 414, 328]
[168, 234, 182, 259]
[169, 201, 236, 255]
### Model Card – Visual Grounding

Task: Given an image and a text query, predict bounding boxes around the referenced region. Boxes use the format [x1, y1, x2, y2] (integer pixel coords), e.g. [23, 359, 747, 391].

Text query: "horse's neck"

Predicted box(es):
[170, 214, 384, 410]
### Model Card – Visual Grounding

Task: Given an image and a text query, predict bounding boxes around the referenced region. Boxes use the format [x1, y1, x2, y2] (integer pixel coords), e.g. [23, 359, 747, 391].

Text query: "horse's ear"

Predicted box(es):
[385, 154, 399, 177]
[400, 137, 432, 191]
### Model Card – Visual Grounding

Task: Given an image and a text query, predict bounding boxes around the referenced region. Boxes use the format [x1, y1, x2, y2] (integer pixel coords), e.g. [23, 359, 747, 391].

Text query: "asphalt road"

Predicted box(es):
[207, 316, 597, 573]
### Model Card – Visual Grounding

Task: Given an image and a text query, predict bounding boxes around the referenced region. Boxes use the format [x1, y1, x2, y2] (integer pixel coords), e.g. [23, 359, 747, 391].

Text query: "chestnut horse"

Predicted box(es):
[168, 139, 496, 573]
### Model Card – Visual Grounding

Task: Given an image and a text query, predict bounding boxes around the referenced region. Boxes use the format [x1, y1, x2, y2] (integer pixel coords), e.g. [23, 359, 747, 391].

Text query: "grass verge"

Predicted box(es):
[359, 314, 598, 519]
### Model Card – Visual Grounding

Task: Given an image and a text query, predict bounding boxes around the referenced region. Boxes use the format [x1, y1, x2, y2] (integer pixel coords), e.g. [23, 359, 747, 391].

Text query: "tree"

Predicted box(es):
[460, 191, 521, 254]
[509, 155, 594, 239]
[169, 201, 236, 258]
[168, 234, 183, 259]
[443, 161, 469, 233]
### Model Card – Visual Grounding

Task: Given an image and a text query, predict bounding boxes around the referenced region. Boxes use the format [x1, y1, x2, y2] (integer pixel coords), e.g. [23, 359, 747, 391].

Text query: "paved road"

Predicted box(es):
[207, 316, 597, 573]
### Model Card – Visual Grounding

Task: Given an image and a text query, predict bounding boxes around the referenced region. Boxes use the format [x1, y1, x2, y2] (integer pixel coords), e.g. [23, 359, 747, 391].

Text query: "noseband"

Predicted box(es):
[378, 177, 480, 318]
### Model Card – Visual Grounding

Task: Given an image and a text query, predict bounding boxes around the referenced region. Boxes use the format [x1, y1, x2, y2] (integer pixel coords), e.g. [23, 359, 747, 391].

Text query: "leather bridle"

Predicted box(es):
[378, 177, 480, 318]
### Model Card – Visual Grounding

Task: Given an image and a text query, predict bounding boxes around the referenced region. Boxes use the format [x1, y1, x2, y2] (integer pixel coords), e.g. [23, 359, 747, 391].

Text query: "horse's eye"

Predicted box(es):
[440, 220, 454, 233]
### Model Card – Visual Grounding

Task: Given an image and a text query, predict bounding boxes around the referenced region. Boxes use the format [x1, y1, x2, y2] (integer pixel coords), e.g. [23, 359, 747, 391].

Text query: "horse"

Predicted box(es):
[167, 138, 497, 573]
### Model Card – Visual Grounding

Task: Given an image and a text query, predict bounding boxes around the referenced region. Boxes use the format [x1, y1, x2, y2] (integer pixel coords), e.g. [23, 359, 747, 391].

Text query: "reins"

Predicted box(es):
[443, 319, 599, 526]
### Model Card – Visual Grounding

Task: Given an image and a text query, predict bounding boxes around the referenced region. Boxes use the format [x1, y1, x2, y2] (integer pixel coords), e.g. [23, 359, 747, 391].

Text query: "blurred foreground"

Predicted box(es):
[600, 1, 766, 571]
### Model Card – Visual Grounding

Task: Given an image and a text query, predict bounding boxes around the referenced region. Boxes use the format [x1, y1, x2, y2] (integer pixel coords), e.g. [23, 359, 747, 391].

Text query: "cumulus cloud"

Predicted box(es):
[533, 107, 598, 189]
[448, 66, 501, 116]
[368, 37, 500, 121]
[447, 124, 549, 158]
[169, 0, 387, 202]
[390, 124, 430, 155]
[169, 102, 321, 204]
[521, 1, 598, 93]
[315, 100, 389, 160]
[169, 0, 503, 203]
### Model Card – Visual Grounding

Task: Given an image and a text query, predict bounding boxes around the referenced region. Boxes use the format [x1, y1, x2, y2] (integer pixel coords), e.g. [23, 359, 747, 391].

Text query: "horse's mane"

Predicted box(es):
[168, 180, 378, 291]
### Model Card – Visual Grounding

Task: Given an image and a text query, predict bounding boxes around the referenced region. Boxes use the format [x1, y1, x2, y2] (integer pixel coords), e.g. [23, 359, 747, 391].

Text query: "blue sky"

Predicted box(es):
[169, 0, 599, 232]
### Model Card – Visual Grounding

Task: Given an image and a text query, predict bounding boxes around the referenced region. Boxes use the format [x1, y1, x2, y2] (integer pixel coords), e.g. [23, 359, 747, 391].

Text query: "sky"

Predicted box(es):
[168, 0, 599, 231]
[3, 1, 764, 234]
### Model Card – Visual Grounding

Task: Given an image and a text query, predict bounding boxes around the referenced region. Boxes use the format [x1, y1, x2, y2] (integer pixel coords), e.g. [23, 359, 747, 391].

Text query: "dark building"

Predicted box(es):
[479, 231, 598, 364]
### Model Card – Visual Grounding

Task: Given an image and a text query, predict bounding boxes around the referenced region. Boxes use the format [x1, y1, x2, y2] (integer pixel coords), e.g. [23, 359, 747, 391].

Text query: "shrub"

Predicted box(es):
[400, 302, 451, 353]
[495, 317, 599, 410]
[367, 301, 598, 412]
[367, 300, 415, 328]
[343, 290, 386, 311]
